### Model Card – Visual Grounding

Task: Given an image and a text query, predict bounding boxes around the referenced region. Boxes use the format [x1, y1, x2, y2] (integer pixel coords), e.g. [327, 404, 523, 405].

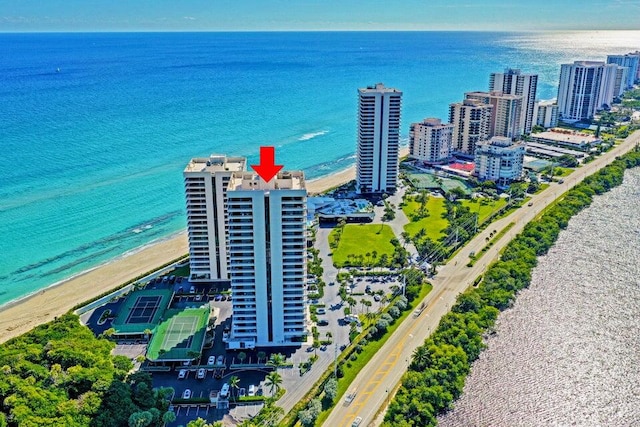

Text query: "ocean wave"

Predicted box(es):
[297, 130, 328, 141]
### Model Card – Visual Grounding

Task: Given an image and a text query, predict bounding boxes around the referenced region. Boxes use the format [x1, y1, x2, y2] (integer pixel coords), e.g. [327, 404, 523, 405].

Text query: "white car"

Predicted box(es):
[352, 416, 363, 427]
[207, 355, 216, 365]
[182, 389, 192, 399]
[178, 369, 187, 379]
[248, 384, 256, 396]
[216, 355, 225, 365]
[197, 368, 206, 379]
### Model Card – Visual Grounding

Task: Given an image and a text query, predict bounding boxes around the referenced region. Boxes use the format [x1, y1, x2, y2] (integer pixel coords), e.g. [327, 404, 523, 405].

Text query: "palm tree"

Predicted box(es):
[264, 371, 283, 396]
[229, 375, 240, 401]
[411, 346, 430, 370]
[312, 340, 321, 357]
[267, 353, 286, 370]
[325, 331, 332, 344]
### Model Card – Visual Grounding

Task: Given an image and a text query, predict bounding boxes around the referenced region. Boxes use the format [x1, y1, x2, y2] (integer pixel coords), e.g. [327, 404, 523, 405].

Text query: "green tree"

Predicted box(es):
[162, 410, 176, 426]
[257, 351, 267, 363]
[237, 351, 247, 364]
[128, 411, 153, 427]
[229, 375, 240, 401]
[264, 371, 283, 396]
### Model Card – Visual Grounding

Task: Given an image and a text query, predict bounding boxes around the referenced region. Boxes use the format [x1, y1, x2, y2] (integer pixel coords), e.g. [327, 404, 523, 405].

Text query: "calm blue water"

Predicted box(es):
[1, 31, 638, 306]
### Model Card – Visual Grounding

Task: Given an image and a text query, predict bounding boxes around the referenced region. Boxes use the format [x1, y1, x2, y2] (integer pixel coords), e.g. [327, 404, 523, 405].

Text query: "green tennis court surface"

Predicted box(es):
[112, 288, 172, 335]
[147, 307, 210, 361]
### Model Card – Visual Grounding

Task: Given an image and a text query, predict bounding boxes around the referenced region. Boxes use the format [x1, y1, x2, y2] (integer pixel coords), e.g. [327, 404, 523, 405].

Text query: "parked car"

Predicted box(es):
[317, 319, 329, 326]
[178, 369, 187, 379]
[374, 294, 381, 302]
[197, 368, 206, 379]
[189, 285, 196, 294]
[220, 383, 230, 399]
[214, 369, 223, 379]
[239, 387, 246, 398]
[216, 355, 225, 365]
[214, 294, 223, 301]
[195, 294, 202, 301]
[248, 384, 256, 396]
[207, 355, 216, 365]
[316, 308, 326, 315]
[182, 389, 192, 399]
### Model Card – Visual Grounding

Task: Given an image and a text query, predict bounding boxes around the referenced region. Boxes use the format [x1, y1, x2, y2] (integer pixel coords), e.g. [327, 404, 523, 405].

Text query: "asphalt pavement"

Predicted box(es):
[322, 132, 640, 427]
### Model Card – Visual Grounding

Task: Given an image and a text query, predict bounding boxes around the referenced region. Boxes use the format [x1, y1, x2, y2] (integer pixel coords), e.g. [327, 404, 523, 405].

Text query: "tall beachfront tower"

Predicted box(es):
[489, 68, 538, 134]
[183, 155, 246, 282]
[409, 118, 454, 165]
[226, 171, 307, 349]
[356, 83, 402, 194]
[557, 61, 619, 122]
[607, 53, 639, 89]
[448, 98, 493, 157]
[465, 91, 523, 139]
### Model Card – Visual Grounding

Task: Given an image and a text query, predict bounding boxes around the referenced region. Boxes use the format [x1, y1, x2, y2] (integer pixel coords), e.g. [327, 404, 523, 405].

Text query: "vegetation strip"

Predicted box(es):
[382, 148, 640, 426]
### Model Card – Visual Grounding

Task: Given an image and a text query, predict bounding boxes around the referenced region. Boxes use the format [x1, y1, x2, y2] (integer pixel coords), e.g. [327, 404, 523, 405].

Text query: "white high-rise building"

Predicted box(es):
[490, 68, 538, 134]
[465, 91, 523, 139]
[448, 98, 493, 156]
[474, 137, 525, 187]
[557, 61, 619, 122]
[607, 53, 639, 89]
[356, 83, 402, 194]
[409, 118, 453, 164]
[533, 100, 559, 129]
[183, 155, 246, 282]
[613, 66, 629, 98]
[227, 171, 307, 349]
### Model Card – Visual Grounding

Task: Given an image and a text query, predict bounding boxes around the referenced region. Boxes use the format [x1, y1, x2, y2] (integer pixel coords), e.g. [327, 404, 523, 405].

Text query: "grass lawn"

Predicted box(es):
[554, 167, 574, 177]
[330, 224, 396, 267]
[402, 197, 449, 241]
[461, 198, 508, 224]
[534, 183, 550, 194]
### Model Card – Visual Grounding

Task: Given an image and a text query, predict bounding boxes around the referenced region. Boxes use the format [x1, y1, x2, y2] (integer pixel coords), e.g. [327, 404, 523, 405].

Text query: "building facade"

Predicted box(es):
[557, 61, 620, 122]
[183, 155, 246, 282]
[474, 136, 525, 186]
[227, 171, 307, 349]
[448, 98, 493, 156]
[356, 83, 402, 193]
[465, 91, 523, 139]
[534, 100, 559, 128]
[489, 68, 539, 134]
[607, 53, 639, 89]
[613, 66, 629, 98]
[409, 118, 454, 164]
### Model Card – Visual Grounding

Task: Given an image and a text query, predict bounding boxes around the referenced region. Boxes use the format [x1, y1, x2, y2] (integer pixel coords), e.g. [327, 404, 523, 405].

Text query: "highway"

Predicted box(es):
[322, 131, 640, 427]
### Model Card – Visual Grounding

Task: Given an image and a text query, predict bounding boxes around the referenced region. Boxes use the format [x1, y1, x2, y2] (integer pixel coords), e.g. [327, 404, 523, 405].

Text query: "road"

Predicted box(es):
[322, 132, 640, 427]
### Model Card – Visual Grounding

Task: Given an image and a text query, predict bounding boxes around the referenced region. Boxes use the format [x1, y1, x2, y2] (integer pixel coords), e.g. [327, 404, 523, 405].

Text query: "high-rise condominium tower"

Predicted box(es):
[183, 155, 246, 282]
[409, 118, 453, 164]
[465, 91, 523, 139]
[356, 83, 402, 193]
[227, 171, 307, 349]
[557, 61, 620, 122]
[448, 98, 493, 156]
[607, 53, 639, 89]
[489, 68, 538, 134]
[474, 137, 525, 187]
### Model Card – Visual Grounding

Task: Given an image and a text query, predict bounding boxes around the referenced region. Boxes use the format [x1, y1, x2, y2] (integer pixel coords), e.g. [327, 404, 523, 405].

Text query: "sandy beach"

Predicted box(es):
[0, 150, 407, 344]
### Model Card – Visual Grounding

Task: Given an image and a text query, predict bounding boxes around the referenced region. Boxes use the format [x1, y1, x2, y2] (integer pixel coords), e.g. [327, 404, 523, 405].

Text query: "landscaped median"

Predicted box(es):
[382, 147, 640, 426]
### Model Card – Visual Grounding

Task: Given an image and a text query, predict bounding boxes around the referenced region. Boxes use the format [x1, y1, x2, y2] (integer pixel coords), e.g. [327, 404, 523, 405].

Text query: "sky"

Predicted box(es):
[1, 0, 640, 32]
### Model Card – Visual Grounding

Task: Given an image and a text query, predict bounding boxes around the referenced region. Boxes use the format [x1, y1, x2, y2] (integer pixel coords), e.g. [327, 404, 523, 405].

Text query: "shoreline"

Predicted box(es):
[0, 151, 406, 344]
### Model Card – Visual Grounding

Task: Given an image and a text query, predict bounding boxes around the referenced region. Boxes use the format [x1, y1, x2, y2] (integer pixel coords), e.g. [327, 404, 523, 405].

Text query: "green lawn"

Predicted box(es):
[554, 167, 574, 177]
[461, 198, 508, 224]
[402, 197, 449, 241]
[330, 224, 396, 267]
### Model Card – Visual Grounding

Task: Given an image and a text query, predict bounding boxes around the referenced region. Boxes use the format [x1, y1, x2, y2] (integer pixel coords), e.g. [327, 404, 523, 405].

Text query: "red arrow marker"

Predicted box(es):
[251, 146, 284, 183]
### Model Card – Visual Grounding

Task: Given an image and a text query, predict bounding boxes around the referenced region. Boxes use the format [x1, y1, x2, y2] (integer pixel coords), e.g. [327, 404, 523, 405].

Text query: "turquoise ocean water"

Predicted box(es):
[1, 31, 638, 306]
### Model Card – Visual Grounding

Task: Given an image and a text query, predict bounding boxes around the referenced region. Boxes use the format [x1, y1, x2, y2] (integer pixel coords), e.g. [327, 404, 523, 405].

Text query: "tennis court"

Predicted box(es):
[125, 295, 163, 324]
[147, 307, 210, 361]
[111, 288, 172, 336]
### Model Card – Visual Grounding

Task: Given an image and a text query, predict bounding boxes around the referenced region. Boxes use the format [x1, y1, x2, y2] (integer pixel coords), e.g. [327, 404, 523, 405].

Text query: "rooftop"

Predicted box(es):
[465, 91, 523, 101]
[359, 82, 402, 94]
[184, 154, 246, 174]
[228, 170, 306, 191]
[531, 129, 601, 146]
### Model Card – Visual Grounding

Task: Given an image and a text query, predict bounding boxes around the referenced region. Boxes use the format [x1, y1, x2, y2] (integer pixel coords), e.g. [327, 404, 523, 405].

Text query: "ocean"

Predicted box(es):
[0, 30, 638, 306]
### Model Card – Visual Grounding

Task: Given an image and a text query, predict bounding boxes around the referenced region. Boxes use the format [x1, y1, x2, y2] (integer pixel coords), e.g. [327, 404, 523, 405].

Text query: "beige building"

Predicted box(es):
[474, 137, 525, 186]
[409, 118, 453, 164]
[465, 91, 523, 139]
[490, 68, 538, 134]
[448, 98, 493, 156]
[183, 155, 246, 282]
